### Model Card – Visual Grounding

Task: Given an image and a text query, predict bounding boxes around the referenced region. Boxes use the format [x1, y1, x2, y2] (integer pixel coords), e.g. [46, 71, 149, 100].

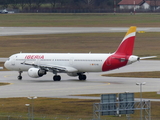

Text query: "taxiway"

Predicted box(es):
[1, 27, 160, 36]
[0, 27, 160, 98]
[0, 60, 160, 98]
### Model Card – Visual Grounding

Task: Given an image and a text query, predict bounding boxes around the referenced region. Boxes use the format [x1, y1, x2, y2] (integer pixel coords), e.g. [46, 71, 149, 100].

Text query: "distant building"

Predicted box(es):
[145, 0, 160, 10]
[118, 0, 160, 11]
[118, 0, 145, 10]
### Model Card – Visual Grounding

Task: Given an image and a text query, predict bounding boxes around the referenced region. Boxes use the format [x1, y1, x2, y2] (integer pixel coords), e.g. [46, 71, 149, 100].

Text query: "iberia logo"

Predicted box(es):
[25, 55, 44, 59]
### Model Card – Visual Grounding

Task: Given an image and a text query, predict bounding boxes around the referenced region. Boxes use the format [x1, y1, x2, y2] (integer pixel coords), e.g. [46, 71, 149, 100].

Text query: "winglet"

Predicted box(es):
[114, 26, 137, 55]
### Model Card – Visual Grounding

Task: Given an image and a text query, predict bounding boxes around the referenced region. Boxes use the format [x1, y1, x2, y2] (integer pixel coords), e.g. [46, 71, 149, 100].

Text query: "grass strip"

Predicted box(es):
[0, 92, 159, 119]
[0, 32, 160, 59]
[102, 71, 160, 78]
[1, 13, 160, 27]
[74, 92, 160, 99]
[0, 83, 10, 86]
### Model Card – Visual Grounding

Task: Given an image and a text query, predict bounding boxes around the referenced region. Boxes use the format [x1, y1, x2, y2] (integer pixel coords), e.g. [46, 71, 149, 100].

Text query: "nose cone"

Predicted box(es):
[4, 61, 10, 70]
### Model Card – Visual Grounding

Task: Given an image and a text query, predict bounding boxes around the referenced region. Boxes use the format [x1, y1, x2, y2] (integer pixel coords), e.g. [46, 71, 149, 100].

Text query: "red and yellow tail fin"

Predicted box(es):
[114, 26, 137, 55]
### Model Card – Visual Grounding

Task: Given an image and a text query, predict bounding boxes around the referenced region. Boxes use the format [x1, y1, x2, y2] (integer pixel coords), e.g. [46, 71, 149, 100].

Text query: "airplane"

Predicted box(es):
[4, 26, 156, 81]
[0, 9, 8, 14]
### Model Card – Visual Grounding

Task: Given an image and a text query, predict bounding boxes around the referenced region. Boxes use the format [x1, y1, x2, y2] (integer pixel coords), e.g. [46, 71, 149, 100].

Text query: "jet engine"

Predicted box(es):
[28, 68, 46, 78]
[67, 72, 78, 77]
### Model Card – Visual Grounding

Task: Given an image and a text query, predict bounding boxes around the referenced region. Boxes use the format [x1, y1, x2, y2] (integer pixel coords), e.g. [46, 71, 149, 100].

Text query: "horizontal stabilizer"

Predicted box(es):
[140, 56, 157, 60]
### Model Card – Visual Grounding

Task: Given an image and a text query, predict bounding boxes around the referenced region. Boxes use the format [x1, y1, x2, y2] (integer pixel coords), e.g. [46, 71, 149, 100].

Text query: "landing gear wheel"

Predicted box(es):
[53, 75, 61, 81]
[18, 76, 22, 80]
[78, 74, 86, 80]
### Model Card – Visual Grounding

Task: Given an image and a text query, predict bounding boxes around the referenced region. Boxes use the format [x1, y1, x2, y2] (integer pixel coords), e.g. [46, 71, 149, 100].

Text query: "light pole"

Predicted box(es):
[136, 82, 146, 120]
[25, 104, 30, 120]
[28, 96, 37, 120]
[114, 0, 116, 14]
[134, 1, 136, 15]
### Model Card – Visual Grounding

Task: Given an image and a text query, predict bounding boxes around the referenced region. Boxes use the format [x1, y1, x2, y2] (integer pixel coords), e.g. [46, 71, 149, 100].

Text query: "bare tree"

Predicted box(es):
[0, 0, 124, 12]
[34, 0, 44, 10]
[27, 0, 33, 10]
[19, 0, 27, 10]
[48, 0, 57, 9]
[10, 0, 19, 9]
[0, 0, 9, 9]
[59, 0, 72, 8]
[74, 0, 95, 8]
[152, 0, 158, 10]
[150, 0, 160, 11]
[82, 0, 94, 8]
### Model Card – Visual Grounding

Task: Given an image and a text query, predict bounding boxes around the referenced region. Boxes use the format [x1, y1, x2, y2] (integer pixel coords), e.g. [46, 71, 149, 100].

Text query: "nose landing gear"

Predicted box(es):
[18, 71, 23, 80]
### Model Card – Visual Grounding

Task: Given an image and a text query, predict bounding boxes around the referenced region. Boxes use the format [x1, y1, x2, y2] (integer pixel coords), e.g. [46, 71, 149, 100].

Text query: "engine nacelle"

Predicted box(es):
[28, 68, 46, 78]
[67, 72, 78, 77]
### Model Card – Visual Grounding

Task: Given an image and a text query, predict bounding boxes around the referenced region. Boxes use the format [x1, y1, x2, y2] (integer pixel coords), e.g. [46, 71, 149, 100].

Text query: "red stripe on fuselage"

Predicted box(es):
[102, 54, 131, 71]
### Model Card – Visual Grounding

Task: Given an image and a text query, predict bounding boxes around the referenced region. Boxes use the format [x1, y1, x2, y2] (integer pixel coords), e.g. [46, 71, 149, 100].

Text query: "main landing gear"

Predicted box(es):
[53, 73, 87, 81]
[78, 74, 86, 80]
[53, 75, 61, 81]
[17, 72, 86, 81]
[18, 71, 23, 80]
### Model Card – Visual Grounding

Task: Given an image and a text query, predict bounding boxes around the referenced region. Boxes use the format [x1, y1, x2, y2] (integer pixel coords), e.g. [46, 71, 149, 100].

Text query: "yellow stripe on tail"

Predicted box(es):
[125, 26, 137, 37]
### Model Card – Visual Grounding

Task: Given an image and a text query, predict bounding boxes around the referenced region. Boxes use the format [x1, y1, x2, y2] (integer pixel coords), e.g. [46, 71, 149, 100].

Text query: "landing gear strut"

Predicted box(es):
[18, 71, 23, 80]
[53, 75, 61, 81]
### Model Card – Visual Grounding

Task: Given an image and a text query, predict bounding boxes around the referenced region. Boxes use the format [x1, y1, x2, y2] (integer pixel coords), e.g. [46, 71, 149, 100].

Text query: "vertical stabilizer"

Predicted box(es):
[114, 26, 137, 55]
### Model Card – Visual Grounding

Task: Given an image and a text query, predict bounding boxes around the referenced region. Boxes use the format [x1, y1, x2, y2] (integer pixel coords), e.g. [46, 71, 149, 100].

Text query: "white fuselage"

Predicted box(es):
[4, 53, 113, 72]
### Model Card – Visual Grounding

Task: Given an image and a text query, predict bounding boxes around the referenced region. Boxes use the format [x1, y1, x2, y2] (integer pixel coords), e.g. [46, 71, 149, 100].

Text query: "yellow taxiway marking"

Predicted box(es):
[8, 83, 14, 85]
[104, 82, 110, 85]
[4, 74, 13, 78]
[4, 75, 11, 78]
[138, 31, 145, 33]
[3, 75, 14, 85]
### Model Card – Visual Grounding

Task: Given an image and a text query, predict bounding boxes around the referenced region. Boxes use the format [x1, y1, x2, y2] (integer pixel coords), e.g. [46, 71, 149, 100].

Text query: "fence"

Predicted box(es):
[19, 8, 160, 13]
[0, 114, 160, 120]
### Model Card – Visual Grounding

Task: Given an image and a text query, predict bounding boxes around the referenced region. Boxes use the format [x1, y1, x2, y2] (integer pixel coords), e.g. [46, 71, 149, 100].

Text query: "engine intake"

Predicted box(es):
[28, 68, 46, 78]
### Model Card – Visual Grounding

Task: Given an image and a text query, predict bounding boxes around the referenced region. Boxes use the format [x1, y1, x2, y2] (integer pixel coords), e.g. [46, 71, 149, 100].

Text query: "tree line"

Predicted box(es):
[0, 0, 121, 11]
[0, 0, 160, 13]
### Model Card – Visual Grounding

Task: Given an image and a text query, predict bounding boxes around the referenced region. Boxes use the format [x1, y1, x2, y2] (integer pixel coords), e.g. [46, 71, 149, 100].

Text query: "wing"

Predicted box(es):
[21, 62, 78, 73]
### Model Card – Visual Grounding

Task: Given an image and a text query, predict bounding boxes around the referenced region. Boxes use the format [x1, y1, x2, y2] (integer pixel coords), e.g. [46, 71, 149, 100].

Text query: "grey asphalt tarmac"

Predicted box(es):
[0, 27, 160, 100]
[1, 27, 160, 36]
[0, 60, 160, 99]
